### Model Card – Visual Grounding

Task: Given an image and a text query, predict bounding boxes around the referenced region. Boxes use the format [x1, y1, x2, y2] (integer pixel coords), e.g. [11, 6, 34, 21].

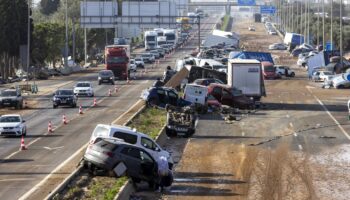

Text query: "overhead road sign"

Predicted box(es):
[260, 5, 276, 14]
[238, 0, 256, 6]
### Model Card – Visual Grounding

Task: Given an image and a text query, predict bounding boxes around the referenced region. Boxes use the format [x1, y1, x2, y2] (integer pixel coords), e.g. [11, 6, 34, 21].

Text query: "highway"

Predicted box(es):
[0, 14, 221, 200]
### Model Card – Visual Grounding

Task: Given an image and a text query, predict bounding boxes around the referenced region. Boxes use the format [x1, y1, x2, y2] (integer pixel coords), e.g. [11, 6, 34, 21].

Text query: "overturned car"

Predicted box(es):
[165, 104, 197, 138]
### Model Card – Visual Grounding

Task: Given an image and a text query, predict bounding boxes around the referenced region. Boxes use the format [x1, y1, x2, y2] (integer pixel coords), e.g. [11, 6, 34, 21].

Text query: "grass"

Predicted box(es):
[128, 107, 166, 139]
[221, 14, 230, 31]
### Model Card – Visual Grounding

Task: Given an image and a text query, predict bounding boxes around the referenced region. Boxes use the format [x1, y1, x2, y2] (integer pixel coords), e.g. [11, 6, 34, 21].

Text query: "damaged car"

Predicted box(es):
[140, 86, 191, 108]
[165, 104, 196, 138]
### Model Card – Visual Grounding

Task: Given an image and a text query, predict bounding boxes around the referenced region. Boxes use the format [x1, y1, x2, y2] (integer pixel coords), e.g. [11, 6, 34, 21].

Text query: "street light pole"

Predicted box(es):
[322, 0, 325, 48]
[340, 0, 343, 68]
[27, 0, 30, 86]
[64, 0, 68, 68]
[317, 0, 320, 45]
[331, 0, 333, 50]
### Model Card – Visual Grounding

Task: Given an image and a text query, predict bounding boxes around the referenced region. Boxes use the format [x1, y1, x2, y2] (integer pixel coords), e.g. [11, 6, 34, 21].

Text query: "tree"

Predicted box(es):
[40, 0, 60, 15]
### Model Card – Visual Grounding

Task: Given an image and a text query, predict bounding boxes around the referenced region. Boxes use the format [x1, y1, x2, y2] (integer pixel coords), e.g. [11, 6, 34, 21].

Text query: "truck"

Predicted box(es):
[284, 33, 304, 49]
[227, 59, 266, 101]
[157, 36, 167, 46]
[105, 45, 130, 80]
[144, 31, 158, 50]
[231, 51, 274, 64]
[163, 29, 178, 45]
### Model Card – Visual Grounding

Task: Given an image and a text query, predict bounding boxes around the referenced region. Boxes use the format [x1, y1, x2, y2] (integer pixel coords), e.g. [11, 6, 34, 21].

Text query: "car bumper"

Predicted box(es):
[53, 100, 74, 105]
[0, 101, 18, 107]
[0, 128, 22, 136]
[74, 91, 93, 96]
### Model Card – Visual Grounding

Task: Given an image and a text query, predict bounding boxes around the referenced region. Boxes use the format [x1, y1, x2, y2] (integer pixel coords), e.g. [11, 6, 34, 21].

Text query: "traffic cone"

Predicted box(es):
[48, 121, 53, 133]
[108, 89, 112, 96]
[114, 85, 118, 93]
[93, 98, 97, 106]
[79, 105, 83, 114]
[19, 135, 27, 150]
[63, 114, 68, 125]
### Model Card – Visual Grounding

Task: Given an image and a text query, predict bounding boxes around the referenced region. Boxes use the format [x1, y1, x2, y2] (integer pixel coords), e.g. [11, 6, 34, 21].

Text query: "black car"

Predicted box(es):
[52, 89, 77, 108]
[98, 70, 115, 85]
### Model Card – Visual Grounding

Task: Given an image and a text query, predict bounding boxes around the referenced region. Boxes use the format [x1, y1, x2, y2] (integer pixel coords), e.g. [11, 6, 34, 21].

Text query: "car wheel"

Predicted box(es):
[53, 104, 57, 109]
[22, 128, 27, 136]
[165, 127, 176, 137]
[290, 72, 295, 77]
[72, 103, 77, 108]
[98, 81, 101, 85]
[111, 81, 115, 85]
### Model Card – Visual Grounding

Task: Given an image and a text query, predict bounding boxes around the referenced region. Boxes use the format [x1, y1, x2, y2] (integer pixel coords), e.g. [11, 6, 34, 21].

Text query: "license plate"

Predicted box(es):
[176, 127, 188, 132]
[177, 132, 186, 136]
[3, 102, 10, 105]
[61, 100, 66, 103]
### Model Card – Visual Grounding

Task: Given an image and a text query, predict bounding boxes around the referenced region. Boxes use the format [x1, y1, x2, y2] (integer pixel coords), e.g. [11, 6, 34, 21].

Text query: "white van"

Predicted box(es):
[184, 84, 208, 106]
[89, 124, 174, 168]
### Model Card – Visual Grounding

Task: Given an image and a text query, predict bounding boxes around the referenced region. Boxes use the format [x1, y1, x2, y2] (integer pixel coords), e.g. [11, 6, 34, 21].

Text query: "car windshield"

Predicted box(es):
[130, 60, 135, 64]
[99, 71, 113, 76]
[0, 116, 20, 123]
[231, 88, 243, 96]
[76, 83, 91, 87]
[57, 90, 73, 95]
[142, 54, 151, 58]
[264, 65, 275, 72]
[0, 90, 17, 96]
[107, 57, 127, 64]
[135, 58, 141, 61]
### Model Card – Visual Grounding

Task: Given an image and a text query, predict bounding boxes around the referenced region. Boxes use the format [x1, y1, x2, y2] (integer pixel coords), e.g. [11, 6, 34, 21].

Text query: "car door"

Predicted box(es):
[119, 147, 143, 178]
[141, 136, 161, 158]
[211, 86, 222, 102]
[221, 89, 233, 106]
[167, 90, 178, 106]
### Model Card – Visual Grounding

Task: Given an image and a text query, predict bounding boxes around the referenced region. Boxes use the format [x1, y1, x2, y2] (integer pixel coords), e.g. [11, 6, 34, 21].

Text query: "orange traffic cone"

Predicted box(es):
[48, 121, 53, 133]
[79, 105, 83, 114]
[63, 114, 68, 125]
[20, 135, 27, 150]
[114, 85, 118, 93]
[93, 98, 97, 106]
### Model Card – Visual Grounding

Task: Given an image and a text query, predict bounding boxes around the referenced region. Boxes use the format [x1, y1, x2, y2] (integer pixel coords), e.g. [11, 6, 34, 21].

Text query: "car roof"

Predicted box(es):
[57, 89, 73, 91]
[76, 81, 91, 84]
[1, 114, 21, 118]
[98, 124, 153, 139]
[209, 83, 231, 89]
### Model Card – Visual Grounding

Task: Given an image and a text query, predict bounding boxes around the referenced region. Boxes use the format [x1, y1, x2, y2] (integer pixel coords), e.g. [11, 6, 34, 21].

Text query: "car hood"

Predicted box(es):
[0, 122, 21, 127]
[54, 95, 74, 98]
[0, 97, 17, 100]
[74, 87, 91, 90]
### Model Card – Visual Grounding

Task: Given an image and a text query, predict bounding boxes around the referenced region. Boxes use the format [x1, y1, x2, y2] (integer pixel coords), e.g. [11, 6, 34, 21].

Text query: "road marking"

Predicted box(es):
[0, 178, 35, 182]
[289, 122, 294, 128]
[18, 143, 88, 200]
[286, 114, 290, 118]
[306, 86, 350, 140]
[43, 146, 64, 151]
[298, 144, 303, 150]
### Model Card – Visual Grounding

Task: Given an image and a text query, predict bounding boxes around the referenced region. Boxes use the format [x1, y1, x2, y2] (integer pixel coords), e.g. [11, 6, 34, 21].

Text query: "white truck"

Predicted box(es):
[227, 59, 266, 101]
[163, 29, 178, 45]
[144, 31, 158, 50]
[157, 36, 167, 46]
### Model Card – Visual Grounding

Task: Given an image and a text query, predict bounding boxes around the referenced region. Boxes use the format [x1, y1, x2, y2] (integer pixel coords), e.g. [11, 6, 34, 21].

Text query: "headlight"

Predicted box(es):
[98, 77, 101, 80]
[110, 77, 113, 79]
[15, 125, 21, 129]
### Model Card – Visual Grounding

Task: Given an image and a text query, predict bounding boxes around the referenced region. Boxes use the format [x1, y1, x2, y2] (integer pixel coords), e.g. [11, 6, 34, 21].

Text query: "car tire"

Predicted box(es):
[290, 72, 295, 77]
[111, 82, 115, 85]
[22, 128, 27, 136]
[165, 127, 176, 137]
[98, 81, 101, 85]
[53, 104, 57, 109]
[72, 103, 77, 108]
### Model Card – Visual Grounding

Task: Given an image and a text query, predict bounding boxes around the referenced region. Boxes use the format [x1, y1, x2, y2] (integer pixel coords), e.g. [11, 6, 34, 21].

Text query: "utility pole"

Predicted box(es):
[84, 0, 87, 65]
[307, 0, 310, 44]
[27, 0, 30, 86]
[317, 0, 320, 45]
[340, 0, 343, 68]
[292, 2, 294, 32]
[322, 0, 325, 48]
[64, 0, 68, 68]
[331, 0, 333, 50]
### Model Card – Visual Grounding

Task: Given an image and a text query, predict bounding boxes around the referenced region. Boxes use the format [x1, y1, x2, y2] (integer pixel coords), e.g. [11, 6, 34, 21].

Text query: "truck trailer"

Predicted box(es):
[227, 59, 266, 101]
[105, 45, 130, 80]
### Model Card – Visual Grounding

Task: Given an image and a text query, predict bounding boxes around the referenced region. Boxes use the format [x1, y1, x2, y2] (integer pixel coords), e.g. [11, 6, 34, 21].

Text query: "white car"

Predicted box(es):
[184, 84, 208, 109]
[269, 43, 287, 50]
[129, 59, 137, 72]
[312, 71, 334, 82]
[331, 73, 350, 88]
[89, 124, 174, 168]
[0, 114, 26, 136]
[74, 81, 94, 97]
[134, 57, 145, 68]
[275, 65, 295, 77]
[268, 30, 277, 35]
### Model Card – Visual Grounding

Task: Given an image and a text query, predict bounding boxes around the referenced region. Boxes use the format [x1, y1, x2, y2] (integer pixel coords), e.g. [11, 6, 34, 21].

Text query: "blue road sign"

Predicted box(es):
[260, 6, 276, 14]
[325, 41, 334, 51]
[238, 0, 256, 6]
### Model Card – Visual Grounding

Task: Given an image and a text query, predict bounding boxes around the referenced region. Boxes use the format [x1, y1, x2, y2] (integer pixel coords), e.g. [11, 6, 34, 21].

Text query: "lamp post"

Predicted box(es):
[64, 0, 68, 68]
[27, 0, 30, 86]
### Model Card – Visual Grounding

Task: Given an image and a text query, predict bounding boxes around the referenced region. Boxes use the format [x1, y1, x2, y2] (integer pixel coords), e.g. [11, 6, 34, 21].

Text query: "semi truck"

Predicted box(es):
[284, 33, 304, 50]
[105, 45, 130, 80]
[144, 31, 158, 50]
[227, 59, 266, 101]
[163, 29, 178, 45]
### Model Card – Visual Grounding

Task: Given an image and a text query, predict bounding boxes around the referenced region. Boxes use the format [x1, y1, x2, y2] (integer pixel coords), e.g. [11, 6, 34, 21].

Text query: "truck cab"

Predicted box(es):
[261, 61, 280, 80]
[105, 45, 130, 80]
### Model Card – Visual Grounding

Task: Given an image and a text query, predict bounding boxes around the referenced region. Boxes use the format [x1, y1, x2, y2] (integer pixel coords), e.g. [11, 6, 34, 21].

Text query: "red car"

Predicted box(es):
[207, 83, 255, 109]
[261, 61, 281, 80]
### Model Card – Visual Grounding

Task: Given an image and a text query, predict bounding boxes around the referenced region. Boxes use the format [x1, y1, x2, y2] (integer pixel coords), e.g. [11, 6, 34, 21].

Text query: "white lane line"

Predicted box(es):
[0, 178, 35, 182]
[286, 114, 290, 118]
[298, 144, 303, 150]
[18, 143, 88, 200]
[169, 190, 188, 193]
[306, 86, 350, 140]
